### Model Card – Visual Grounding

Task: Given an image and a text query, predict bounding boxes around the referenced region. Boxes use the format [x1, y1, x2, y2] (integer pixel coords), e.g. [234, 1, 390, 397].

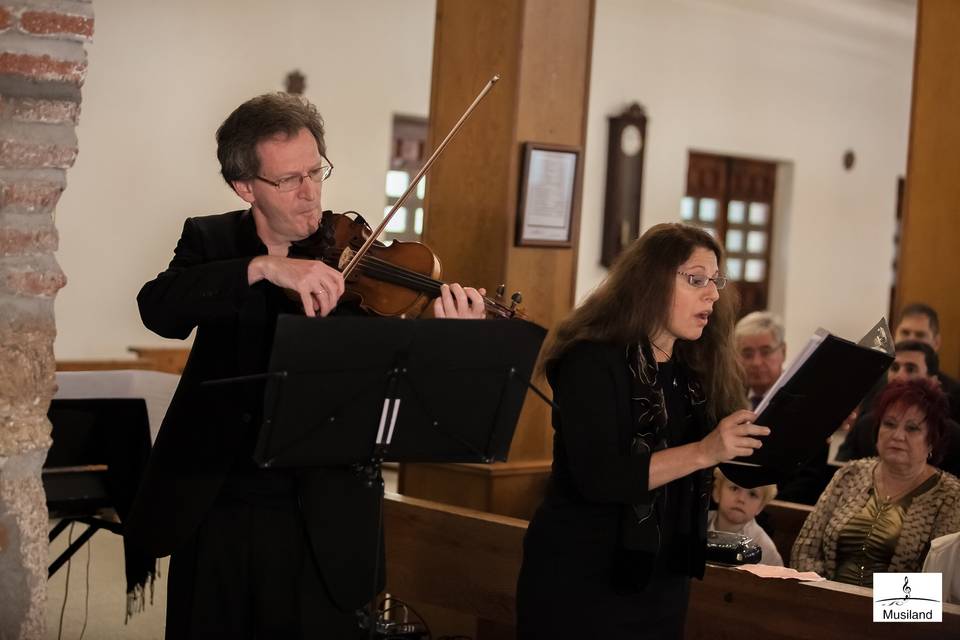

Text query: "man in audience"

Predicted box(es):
[895, 303, 943, 348]
[734, 311, 835, 505]
[894, 303, 960, 418]
[735, 311, 786, 409]
[838, 340, 960, 477]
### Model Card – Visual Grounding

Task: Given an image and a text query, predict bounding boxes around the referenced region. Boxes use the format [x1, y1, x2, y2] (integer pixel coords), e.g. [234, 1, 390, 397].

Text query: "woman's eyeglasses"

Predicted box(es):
[678, 271, 727, 290]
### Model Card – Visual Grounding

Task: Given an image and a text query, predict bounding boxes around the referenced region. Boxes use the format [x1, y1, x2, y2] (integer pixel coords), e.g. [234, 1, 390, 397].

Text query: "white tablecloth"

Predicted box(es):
[55, 370, 180, 443]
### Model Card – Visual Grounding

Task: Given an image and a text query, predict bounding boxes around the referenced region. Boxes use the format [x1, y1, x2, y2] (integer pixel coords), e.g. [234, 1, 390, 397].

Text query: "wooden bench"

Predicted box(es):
[56, 347, 190, 374]
[384, 493, 960, 640]
[763, 499, 815, 566]
[56, 359, 155, 371]
[687, 566, 957, 640]
[385, 494, 526, 627]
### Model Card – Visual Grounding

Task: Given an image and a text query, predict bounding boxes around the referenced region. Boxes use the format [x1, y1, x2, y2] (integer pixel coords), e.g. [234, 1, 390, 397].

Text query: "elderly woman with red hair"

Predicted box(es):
[792, 378, 960, 586]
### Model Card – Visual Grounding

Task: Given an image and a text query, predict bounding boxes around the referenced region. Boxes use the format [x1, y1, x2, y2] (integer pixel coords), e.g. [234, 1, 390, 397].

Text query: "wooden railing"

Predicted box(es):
[384, 493, 960, 640]
[56, 347, 189, 374]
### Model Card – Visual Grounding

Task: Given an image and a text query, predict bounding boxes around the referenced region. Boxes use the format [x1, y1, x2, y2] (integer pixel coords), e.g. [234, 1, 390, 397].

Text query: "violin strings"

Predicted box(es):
[356, 253, 444, 288]
[359, 255, 442, 289]
[358, 256, 495, 303]
[353, 254, 508, 314]
[356, 255, 512, 311]
[356, 258, 442, 294]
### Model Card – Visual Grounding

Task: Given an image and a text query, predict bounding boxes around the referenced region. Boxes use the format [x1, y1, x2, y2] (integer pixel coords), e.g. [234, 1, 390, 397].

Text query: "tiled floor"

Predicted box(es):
[47, 525, 169, 640]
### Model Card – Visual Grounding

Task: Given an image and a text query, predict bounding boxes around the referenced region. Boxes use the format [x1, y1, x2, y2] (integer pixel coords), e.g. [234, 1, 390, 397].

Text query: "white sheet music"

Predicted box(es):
[753, 328, 829, 416]
[55, 370, 180, 443]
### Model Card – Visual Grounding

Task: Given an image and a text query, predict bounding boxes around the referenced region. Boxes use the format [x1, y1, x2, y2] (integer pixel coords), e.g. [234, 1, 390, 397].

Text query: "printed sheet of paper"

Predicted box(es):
[520, 149, 576, 242]
[735, 564, 825, 581]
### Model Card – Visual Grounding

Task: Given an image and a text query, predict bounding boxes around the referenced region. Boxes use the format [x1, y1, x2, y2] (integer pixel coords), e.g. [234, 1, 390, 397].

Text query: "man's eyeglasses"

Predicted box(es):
[256, 160, 334, 193]
[678, 271, 727, 290]
[740, 345, 782, 360]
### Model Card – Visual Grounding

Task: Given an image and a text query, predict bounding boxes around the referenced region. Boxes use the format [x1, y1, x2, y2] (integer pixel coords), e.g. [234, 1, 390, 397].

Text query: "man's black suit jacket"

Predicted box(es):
[124, 209, 381, 611]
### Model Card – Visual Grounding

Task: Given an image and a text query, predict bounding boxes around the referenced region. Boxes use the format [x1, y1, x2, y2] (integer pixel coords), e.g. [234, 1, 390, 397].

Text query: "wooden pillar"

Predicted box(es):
[399, 0, 594, 519]
[897, 0, 960, 377]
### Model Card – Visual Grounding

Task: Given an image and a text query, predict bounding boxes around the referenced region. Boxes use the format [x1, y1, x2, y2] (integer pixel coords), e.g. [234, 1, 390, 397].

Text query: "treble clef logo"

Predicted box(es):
[876, 574, 938, 609]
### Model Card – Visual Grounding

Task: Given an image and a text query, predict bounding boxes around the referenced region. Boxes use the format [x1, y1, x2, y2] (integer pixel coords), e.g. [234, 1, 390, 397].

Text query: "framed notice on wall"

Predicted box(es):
[516, 143, 581, 247]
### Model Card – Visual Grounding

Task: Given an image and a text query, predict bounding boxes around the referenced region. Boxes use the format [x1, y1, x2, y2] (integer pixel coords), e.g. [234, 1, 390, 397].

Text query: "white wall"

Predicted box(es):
[54, 0, 436, 358]
[55, 0, 916, 360]
[580, 0, 916, 355]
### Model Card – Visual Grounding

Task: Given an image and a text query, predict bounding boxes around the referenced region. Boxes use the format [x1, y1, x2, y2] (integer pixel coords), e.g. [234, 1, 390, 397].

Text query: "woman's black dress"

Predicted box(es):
[516, 341, 712, 639]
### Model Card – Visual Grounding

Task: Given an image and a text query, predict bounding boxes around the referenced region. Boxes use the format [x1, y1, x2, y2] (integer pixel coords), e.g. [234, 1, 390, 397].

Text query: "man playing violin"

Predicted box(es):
[125, 92, 484, 639]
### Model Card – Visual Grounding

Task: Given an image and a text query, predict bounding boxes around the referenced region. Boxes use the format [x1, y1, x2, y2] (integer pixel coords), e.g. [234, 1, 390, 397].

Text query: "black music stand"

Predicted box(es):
[250, 315, 547, 637]
[253, 315, 547, 468]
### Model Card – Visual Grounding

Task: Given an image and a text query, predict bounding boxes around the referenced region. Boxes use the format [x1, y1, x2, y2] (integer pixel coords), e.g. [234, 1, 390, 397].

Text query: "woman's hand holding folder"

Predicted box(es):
[699, 410, 771, 465]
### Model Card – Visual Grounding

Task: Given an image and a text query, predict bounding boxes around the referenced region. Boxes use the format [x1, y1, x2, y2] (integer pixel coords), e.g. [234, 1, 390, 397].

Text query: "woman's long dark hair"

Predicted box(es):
[540, 223, 745, 420]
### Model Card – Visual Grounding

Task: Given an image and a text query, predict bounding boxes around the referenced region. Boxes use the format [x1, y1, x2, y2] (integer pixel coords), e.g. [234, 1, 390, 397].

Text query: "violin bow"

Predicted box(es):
[340, 74, 500, 280]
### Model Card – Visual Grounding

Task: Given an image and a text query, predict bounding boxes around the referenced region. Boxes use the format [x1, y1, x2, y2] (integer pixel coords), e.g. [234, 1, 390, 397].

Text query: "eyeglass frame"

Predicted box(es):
[255, 157, 334, 192]
[739, 343, 784, 360]
[677, 270, 727, 290]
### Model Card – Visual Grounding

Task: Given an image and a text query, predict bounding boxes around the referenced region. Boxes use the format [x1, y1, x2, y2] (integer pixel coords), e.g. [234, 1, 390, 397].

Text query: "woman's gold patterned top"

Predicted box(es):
[834, 472, 939, 586]
[792, 458, 960, 580]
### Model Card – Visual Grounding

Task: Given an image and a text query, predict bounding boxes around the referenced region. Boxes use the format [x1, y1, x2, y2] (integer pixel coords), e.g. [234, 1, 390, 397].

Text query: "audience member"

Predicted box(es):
[894, 303, 960, 420]
[735, 311, 785, 409]
[896, 303, 943, 348]
[839, 340, 960, 477]
[792, 379, 960, 586]
[734, 311, 835, 505]
[923, 531, 960, 605]
[709, 468, 783, 566]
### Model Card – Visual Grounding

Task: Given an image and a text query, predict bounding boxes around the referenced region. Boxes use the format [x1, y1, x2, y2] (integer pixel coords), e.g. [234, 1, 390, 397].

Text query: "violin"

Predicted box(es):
[289, 210, 524, 319]
[287, 74, 525, 320]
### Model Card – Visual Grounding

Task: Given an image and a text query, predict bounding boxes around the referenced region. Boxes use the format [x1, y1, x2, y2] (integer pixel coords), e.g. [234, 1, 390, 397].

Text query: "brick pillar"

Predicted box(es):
[0, 2, 92, 638]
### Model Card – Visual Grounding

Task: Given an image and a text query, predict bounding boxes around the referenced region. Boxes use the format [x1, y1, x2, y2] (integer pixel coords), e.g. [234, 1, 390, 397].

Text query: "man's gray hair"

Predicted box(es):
[735, 311, 784, 346]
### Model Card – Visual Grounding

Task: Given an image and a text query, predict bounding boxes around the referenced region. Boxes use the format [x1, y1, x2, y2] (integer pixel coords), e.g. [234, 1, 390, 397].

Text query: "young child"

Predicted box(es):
[709, 468, 783, 566]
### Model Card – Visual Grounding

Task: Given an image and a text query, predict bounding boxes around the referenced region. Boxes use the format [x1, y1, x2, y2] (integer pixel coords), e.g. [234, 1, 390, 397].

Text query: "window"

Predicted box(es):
[383, 115, 428, 242]
[682, 152, 777, 316]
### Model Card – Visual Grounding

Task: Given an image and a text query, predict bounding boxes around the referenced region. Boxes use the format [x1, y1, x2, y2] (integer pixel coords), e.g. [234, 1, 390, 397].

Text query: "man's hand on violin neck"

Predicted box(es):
[433, 283, 486, 320]
[248, 255, 345, 317]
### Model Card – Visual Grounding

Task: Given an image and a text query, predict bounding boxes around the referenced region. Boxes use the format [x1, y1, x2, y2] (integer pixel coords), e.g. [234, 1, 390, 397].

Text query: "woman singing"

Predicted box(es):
[516, 223, 767, 639]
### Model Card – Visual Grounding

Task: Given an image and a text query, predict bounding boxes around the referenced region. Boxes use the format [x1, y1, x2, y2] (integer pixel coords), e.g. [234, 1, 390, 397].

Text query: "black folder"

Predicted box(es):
[721, 324, 894, 488]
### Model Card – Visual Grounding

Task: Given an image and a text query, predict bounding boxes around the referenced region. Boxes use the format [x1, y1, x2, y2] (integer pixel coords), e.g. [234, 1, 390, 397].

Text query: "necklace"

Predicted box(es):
[873, 463, 929, 504]
[651, 341, 672, 361]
